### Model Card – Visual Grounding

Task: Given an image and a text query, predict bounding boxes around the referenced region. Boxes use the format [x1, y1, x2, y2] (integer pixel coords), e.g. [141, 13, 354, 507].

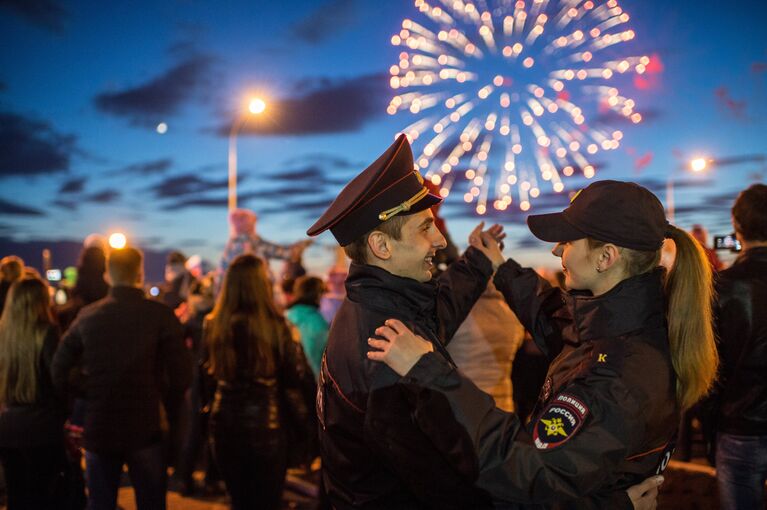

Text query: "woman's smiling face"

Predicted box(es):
[552, 238, 600, 291]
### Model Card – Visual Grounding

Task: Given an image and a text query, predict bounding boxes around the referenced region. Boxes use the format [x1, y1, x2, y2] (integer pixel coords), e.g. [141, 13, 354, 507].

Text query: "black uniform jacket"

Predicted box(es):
[51, 286, 192, 454]
[318, 247, 495, 509]
[711, 246, 767, 435]
[404, 262, 679, 509]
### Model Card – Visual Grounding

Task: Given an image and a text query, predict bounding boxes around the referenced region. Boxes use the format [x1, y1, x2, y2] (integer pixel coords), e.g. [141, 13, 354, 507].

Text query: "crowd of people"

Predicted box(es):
[0, 134, 764, 510]
[0, 210, 326, 510]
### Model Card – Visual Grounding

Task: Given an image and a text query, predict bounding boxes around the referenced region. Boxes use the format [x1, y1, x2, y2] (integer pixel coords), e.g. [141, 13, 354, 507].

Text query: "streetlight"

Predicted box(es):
[666, 157, 709, 222]
[667, 154, 766, 222]
[109, 232, 127, 249]
[229, 96, 267, 211]
[690, 157, 707, 173]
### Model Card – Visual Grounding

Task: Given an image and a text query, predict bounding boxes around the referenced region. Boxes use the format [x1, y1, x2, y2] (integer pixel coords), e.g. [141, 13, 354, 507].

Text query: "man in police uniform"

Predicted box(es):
[306, 134, 506, 509]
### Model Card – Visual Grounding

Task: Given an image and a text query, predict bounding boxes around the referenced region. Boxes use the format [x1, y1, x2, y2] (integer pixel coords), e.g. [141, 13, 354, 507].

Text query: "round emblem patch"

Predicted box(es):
[533, 393, 589, 450]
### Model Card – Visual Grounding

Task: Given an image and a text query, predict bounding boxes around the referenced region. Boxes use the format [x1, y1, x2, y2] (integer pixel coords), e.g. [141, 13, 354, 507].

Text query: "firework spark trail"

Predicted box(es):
[388, 0, 650, 213]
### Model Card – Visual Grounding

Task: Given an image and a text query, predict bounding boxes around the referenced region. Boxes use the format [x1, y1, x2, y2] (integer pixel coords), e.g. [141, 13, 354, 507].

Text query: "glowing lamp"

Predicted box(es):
[109, 233, 127, 249]
[690, 158, 707, 172]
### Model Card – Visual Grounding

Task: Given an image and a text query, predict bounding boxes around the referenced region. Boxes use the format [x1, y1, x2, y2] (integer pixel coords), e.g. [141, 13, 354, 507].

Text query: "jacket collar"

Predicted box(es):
[736, 246, 767, 264]
[562, 267, 666, 342]
[345, 263, 435, 320]
[109, 285, 145, 300]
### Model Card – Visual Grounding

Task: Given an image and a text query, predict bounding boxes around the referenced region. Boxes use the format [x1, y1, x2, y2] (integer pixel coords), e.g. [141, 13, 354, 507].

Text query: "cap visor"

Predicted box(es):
[527, 212, 585, 243]
[407, 192, 442, 214]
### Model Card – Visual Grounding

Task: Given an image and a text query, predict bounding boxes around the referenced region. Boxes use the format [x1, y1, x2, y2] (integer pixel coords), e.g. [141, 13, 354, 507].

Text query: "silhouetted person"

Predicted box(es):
[204, 255, 316, 510]
[52, 247, 191, 510]
[0, 256, 24, 317]
[57, 246, 109, 332]
[286, 276, 329, 379]
[709, 184, 767, 509]
[0, 276, 70, 508]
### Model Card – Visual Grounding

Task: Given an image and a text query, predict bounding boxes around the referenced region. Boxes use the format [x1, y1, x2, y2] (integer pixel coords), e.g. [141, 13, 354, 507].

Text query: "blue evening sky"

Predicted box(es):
[1, 0, 765, 275]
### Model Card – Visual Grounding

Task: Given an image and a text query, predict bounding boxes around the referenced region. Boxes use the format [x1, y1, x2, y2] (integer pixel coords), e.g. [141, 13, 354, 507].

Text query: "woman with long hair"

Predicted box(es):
[0, 276, 67, 508]
[368, 180, 718, 508]
[205, 254, 315, 510]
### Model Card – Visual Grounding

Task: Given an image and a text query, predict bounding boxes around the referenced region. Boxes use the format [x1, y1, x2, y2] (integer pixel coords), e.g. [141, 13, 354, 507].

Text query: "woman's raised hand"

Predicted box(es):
[468, 222, 506, 270]
[367, 319, 434, 376]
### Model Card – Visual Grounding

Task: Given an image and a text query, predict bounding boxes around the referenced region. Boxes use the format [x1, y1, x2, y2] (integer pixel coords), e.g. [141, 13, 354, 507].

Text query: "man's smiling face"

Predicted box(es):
[386, 209, 447, 282]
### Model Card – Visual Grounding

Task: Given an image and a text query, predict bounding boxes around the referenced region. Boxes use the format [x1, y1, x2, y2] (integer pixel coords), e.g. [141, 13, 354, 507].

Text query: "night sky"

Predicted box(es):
[1, 0, 765, 278]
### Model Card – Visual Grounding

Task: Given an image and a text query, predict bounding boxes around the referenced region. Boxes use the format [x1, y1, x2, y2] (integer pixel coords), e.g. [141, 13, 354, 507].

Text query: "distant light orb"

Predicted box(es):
[149, 286, 160, 297]
[156, 122, 168, 134]
[109, 232, 127, 249]
[248, 98, 266, 114]
[690, 157, 707, 172]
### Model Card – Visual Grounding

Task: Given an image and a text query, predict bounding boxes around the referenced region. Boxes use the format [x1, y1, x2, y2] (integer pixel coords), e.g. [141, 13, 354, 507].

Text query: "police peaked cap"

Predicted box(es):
[307, 134, 442, 246]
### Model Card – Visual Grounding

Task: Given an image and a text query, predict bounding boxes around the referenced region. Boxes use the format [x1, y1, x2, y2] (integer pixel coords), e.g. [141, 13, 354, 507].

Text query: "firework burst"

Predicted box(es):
[388, 0, 649, 213]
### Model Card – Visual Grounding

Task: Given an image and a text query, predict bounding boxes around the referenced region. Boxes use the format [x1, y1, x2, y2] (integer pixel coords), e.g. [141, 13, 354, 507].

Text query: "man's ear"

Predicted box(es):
[599, 243, 622, 271]
[367, 231, 392, 261]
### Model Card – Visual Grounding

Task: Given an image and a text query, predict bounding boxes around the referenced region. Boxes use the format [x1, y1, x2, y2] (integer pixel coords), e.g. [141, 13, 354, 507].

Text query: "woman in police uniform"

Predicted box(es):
[368, 180, 718, 509]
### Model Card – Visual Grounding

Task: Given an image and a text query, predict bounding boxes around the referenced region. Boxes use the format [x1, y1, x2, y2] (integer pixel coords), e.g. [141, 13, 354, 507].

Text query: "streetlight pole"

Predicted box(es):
[667, 157, 709, 222]
[227, 97, 267, 212]
[666, 179, 675, 223]
[228, 119, 243, 211]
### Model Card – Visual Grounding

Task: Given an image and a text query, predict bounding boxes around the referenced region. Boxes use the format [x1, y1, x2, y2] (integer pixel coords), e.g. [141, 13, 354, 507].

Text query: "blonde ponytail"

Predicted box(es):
[664, 225, 718, 410]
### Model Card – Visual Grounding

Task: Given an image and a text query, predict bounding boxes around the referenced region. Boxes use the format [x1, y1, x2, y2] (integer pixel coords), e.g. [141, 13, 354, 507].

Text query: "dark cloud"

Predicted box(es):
[94, 55, 214, 125]
[217, 73, 388, 136]
[86, 189, 121, 203]
[160, 187, 328, 212]
[149, 173, 234, 199]
[0, 197, 45, 216]
[0, 111, 77, 177]
[160, 197, 228, 210]
[59, 177, 86, 194]
[135, 236, 165, 247]
[265, 164, 350, 188]
[177, 238, 209, 248]
[672, 190, 738, 219]
[634, 177, 714, 195]
[259, 197, 333, 218]
[52, 199, 77, 210]
[0, 0, 67, 32]
[281, 153, 361, 170]
[270, 166, 326, 183]
[593, 108, 662, 125]
[290, 0, 358, 44]
[110, 158, 173, 176]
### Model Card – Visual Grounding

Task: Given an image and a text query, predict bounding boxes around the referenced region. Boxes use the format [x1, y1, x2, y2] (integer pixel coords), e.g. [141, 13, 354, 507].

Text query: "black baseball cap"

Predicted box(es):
[527, 180, 670, 251]
[307, 134, 441, 246]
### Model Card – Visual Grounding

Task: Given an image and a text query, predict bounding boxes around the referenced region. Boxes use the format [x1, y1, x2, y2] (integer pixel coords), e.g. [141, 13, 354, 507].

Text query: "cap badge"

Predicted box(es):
[378, 172, 429, 221]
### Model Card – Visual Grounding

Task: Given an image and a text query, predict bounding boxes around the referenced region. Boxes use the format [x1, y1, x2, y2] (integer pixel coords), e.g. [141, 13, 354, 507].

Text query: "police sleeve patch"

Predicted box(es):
[533, 393, 589, 450]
